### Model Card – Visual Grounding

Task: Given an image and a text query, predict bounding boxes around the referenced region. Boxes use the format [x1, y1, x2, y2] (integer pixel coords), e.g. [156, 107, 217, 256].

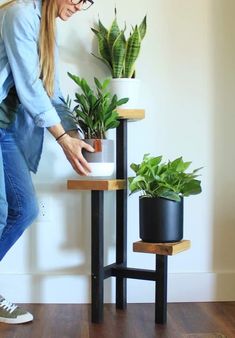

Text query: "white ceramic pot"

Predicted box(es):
[109, 78, 141, 109]
[82, 139, 114, 177]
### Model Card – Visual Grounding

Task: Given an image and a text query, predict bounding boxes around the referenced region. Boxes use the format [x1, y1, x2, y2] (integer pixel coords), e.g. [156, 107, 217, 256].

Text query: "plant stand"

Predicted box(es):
[67, 109, 191, 324]
[133, 240, 190, 323]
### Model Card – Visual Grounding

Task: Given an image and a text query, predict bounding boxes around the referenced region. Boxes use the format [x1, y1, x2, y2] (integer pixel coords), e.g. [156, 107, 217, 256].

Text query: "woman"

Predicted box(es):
[0, 0, 94, 324]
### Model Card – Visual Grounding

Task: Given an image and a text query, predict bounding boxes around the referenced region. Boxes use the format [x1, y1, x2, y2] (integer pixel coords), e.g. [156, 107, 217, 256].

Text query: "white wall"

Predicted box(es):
[1, 0, 235, 303]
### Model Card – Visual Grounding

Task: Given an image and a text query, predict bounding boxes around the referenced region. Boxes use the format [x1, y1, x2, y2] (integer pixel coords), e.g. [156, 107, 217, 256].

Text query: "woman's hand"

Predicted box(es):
[57, 134, 94, 176]
[47, 124, 94, 176]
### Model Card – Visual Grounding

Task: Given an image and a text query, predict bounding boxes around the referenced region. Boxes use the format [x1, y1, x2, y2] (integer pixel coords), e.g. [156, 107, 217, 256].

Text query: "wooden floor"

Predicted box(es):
[0, 302, 234, 338]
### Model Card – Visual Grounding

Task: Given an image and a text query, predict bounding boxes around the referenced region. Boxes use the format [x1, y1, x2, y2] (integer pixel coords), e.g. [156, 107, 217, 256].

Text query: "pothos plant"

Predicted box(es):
[128, 154, 202, 202]
[67, 73, 128, 139]
[91, 9, 147, 78]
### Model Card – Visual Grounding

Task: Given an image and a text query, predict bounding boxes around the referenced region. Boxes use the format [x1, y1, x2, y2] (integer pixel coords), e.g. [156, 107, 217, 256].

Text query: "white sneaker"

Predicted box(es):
[0, 296, 33, 324]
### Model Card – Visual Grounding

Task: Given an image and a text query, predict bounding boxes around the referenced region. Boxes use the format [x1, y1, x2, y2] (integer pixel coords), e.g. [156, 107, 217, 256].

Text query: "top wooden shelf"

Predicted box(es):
[117, 109, 145, 121]
[67, 179, 126, 191]
[133, 240, 191, 256]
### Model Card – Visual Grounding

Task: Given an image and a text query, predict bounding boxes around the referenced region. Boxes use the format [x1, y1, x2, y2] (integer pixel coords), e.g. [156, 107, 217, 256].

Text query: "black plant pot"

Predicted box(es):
[139, 197, 184, 243]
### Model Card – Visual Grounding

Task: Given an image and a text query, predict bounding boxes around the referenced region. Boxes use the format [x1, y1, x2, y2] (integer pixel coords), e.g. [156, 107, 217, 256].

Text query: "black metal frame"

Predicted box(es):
[91, 119, 168, 324]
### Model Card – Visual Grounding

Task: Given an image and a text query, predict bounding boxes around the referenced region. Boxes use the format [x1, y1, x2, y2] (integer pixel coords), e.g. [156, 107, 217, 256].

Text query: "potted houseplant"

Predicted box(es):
[91, 8, 147, 109]
[128, 154, 202, 242]
[67, 73, 128, 177]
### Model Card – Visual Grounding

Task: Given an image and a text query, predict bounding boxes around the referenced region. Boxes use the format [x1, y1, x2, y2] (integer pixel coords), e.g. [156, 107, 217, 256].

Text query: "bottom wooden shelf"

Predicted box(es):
[133, 240, 191, 256]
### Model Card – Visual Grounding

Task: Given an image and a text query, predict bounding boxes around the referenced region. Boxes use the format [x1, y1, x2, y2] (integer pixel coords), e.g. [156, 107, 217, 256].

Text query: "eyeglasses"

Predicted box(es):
[71, 0, 94, 10]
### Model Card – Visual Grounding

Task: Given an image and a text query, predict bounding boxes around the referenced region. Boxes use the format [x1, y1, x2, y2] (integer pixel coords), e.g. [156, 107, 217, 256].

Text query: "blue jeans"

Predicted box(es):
[0, 127, 39, 261]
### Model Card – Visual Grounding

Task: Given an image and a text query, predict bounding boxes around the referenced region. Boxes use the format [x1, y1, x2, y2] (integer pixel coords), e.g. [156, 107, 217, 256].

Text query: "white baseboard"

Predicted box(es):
[0, 272, 234, 303]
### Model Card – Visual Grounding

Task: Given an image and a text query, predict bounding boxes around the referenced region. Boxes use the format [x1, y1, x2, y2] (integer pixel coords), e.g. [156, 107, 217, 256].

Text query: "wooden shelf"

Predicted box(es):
[117, 109, 145, 121]
[67, 179, 127, 191]
[133, 240, 191, 256]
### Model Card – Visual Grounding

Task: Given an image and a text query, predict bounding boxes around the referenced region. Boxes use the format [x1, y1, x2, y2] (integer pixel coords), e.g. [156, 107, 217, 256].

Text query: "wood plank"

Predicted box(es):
[67, 179, 127, 191]
[133, 240, 191, 256]
[117, 108, 145, 120]
[0, 303, 233, 338]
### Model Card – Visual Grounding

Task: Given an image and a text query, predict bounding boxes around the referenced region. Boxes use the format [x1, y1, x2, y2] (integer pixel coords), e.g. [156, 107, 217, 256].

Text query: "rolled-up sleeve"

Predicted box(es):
[2, 5, 61, 128]
[51, 83, 79, 131]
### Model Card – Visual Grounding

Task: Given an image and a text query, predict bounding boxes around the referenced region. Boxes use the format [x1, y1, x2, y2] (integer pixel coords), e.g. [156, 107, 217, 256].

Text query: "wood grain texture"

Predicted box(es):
[133, 240, 191, 255]
[117, 109, 145, 120]
[0, 302, 234, 338]
[67, 179, 127, 191]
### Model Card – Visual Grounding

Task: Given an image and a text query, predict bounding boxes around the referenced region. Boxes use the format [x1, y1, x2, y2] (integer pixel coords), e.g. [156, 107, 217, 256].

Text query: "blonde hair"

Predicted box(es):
[0, 0, 57, 97]
[0, 0, 16, 9]
[39, 0, 57, 96]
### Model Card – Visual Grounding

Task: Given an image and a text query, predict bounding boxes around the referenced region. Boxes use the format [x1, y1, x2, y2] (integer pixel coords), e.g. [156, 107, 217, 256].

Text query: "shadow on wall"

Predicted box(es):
[27, 179, 116, 302]
[59, 22, 110, 84]
[26, 184, 92, 302]
[212, 0, 235, 299]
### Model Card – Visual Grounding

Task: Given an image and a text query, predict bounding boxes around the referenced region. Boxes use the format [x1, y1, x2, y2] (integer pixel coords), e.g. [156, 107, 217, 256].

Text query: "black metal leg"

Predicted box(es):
[155, 255, 168, 324]
[116, 119, 128, 309]
[91, 191, 104, 323]
[116, 188, 127, 309]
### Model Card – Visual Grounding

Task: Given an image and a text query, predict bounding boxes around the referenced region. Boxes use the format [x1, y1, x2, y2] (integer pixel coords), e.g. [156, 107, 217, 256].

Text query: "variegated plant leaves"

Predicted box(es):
[92, 10, 147, 78]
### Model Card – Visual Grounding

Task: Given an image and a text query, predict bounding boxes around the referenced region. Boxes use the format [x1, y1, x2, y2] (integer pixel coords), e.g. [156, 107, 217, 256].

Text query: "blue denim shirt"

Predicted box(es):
[0, 0, 77, 173]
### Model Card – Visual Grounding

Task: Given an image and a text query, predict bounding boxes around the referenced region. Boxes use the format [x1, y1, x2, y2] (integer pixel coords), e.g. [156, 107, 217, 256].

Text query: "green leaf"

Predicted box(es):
[105, 120, 120, 130]
[91, 30, 112, 67]
[108, 17, 121, 49]
[170, 157, 191, 172]
[123, 26, 141, 77]
[182, 180, 202, 196]
[76, 95, 89, 112]
[98, 18, 109, 37]
[94, 77, 103, 90]
[112, 31, 126, 78]
[170, 157, 183, 169]
[130, 163, 140, 173]
[149, 156, 162, 167]
[102, 78, 111, 90]
[80, 79, 92, 96]
[67, 72, 81, 86]
[128, 177, 141, 195]
[159, 191, 181, 202]
[139, 15, 147, 40]
[116, 97, 129, 106]
[129, 175, 146, 193]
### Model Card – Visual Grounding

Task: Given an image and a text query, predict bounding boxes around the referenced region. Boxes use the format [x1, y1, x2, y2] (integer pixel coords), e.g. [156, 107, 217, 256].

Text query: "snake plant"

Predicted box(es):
[91, 9, 147, 78]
